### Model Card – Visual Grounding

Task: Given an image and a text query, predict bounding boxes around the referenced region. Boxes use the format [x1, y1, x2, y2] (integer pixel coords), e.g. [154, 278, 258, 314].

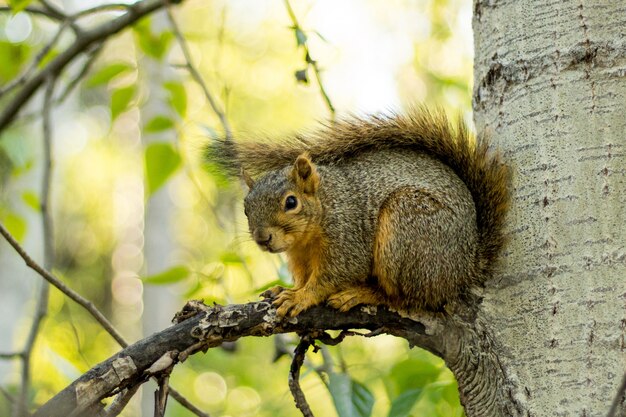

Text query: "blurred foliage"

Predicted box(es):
[0, 0, 472, 416]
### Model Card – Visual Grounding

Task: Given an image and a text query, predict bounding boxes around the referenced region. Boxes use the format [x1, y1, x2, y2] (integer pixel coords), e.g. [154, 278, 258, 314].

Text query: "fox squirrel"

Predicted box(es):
[205, 109, 510, 318]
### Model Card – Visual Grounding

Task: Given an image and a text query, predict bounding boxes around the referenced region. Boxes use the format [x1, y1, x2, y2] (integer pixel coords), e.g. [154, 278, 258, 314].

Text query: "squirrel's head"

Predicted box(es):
[243, 153, 322, 253]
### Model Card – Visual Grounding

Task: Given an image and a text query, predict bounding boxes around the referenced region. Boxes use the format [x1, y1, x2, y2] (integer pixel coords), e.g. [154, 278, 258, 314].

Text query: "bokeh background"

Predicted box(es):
[0, 0, 473, 415]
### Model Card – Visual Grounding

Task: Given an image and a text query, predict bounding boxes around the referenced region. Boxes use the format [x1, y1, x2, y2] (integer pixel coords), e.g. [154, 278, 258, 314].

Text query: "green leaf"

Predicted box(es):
[0, 41, 31, 82]
[329, 373, 374, 417]
[388, 388, 422, 417]
[219, 251, 242, 264]
[143, 265, 189, 285]
[294, 27, 307, 46]
[389, 352, 442, 394]
[295, 68, 309, 84]
[134, 22, 173, 60]
[110, 85, 135, 120]
[8, 0, 33, 12]
[21, 190, 40, 212]
[164, 81, 187, 117]
[144, 142, 181, 196]
[2, 212, 27, 242]
[145, 116, 174, 133]
[86, 63, 133, 87]
[0, 130, 31, 170]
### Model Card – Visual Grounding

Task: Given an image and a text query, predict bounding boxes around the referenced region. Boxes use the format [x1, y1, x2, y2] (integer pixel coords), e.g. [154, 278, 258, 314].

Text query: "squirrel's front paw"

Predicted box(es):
[273, 289, 319, 318]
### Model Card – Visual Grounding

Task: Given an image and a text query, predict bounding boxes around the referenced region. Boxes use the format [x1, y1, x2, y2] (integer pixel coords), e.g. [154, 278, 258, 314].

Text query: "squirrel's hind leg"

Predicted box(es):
[327, 287, 383, 312]
[373, 186, 468, 312]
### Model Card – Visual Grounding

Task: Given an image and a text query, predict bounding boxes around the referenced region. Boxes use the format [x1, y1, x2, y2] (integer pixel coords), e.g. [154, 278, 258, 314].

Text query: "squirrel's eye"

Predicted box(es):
[284, 195, 298, 211]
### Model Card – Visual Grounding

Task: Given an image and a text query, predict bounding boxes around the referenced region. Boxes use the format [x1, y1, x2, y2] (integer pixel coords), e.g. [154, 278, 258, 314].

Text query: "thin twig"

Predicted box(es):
[0, 385, 16, 405]
[57, 42, 105, 103]
[283, 0, 335, 120]
[37, 0, 82, 34]
[169, 388, 211, 417]
[14, 76, 56, 417]
[0, 352, 22, 360]
[607, 373, 626, 417]
[103, 384, 141, 417]
[71, 3, 133, 19]
[0, 222, 127, 347]
[288, 337, 314, 417]
[154, 375, 170, 417]
[37, 0, 66, 19]
[164, 2, 232, 140]
[0, 6, 64, 20]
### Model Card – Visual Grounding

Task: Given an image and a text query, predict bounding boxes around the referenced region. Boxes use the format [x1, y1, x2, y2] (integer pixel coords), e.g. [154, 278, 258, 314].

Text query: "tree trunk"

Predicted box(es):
[472, 0, 626, 415]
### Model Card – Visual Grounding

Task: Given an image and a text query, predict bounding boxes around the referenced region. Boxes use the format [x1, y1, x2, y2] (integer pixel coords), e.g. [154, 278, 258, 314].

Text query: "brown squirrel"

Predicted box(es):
[205, 109, 510, 317]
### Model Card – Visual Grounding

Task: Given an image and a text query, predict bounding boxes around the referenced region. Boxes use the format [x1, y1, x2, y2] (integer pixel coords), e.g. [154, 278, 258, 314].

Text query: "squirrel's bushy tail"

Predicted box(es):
[205, 107, 510, 279]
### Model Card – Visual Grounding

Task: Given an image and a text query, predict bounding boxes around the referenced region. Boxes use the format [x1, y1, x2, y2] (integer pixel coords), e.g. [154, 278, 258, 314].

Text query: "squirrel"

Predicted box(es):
[205, 108, 510, 318]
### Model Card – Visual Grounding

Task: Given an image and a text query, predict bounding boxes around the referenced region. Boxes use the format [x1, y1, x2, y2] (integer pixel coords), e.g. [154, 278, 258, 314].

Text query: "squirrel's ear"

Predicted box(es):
[291, 153, 319, 194]
[240, 168, 254, 191]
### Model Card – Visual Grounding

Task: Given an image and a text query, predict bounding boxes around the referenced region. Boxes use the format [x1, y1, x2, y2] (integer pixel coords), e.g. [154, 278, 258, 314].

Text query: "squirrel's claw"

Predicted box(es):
[260, 285, 287, 300]
[273, 288, 318, 318]
[273, 289, 300, 317]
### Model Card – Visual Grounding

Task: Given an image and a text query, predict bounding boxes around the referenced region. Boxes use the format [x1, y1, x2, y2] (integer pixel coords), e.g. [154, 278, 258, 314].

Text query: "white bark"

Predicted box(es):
[473, 0, 626, 415]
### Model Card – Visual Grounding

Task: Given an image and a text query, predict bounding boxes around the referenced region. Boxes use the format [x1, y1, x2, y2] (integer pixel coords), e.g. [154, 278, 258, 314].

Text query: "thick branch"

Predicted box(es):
[34, 301, 430, 417]
[0, 0, 186, 133]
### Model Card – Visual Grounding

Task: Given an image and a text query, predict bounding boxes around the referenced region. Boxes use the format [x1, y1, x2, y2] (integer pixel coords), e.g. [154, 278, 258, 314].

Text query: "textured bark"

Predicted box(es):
[473, 0, 626, 415]
[35, 297, 529, 417]
[33, 301, 429, 417]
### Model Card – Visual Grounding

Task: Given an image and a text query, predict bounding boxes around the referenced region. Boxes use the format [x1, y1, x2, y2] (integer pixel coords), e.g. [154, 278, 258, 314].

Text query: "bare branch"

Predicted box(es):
[71, 4, 133, 19]
[38, 0, 67, 20]
[57, 42, 105, 103]
[0, 6, 65, 20]
[0, 385, 16, 405]
[283, 0, 335, 120]
[14, 75, 57, 417]
[153, 374, 170, 417]
[0, 0, 188, 133]
[164, 2, 232, 140]
[103, 384, 141, 417]
[0, 352, 22, 360]
[33, 300, 434, 417]
[168, 388, 211, 417]
[289, 337, 314, 417]
[0, 222, 127, 347]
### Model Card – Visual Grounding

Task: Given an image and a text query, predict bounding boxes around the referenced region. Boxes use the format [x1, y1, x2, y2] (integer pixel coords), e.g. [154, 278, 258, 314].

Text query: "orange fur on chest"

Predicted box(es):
[286, 225, 326, 288]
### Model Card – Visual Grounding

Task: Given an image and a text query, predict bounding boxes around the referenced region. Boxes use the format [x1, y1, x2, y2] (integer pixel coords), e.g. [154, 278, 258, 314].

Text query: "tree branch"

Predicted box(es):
[0, 0, 187, 133]
[33, 300, 432, 417]
[288, 337, 314, 417]
[0, 221, 127, 347]
[14, 75, 57, 417]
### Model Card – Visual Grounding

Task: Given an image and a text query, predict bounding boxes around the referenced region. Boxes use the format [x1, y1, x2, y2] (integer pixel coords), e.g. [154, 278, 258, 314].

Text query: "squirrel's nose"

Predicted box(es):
[253, 230, 272, 246]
